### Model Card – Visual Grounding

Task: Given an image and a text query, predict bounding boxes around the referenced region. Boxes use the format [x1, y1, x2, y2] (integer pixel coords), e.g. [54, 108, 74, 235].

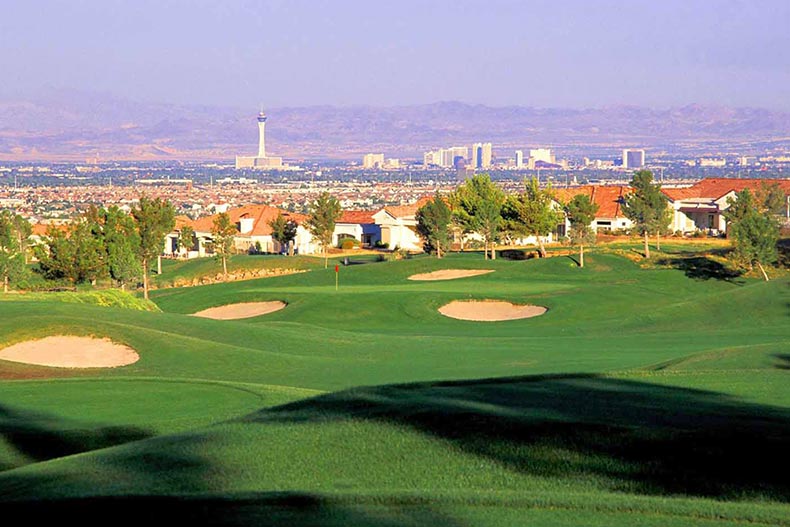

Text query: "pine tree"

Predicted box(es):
[305, 192, 342, 268]
[416, 193, 452, 258]
[622, 170, 670, 258]
[211, 212, 237, 280]
[564, 194, 599, 268]
[269, 214, 298, 255]
[131, 196, 175, 299]
[502, 177, 562, 258]
[451, 173, 505, 259]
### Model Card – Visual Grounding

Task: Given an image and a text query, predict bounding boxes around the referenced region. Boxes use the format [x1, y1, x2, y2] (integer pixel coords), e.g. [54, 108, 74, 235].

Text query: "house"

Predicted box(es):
[332, 210, 380, 248]
[165, 205, 317, 258]
[661, 178, 790, 235]
[553, 185, 633, 235]
[371, 197, 432, 251]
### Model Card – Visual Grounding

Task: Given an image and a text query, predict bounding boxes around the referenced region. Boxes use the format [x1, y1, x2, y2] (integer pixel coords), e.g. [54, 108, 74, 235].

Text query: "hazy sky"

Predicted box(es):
[2, 0, 789, 109]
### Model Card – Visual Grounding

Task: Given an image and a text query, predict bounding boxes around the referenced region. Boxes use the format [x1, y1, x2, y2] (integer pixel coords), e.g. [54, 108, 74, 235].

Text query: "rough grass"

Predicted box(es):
[0, 289, 160, 312]
[0, 251, 788, 525]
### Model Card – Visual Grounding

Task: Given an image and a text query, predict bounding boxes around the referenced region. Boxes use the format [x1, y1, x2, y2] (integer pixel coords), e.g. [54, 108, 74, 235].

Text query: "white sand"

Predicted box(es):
[0, 336, 139, 368]
[192, 301, 287, 320]
[438, 300, 547, 321]
[409, 269, 494, 281]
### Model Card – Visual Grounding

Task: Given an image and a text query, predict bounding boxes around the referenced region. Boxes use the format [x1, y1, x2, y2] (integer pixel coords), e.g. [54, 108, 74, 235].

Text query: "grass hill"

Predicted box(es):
[0, 247, 787, 525]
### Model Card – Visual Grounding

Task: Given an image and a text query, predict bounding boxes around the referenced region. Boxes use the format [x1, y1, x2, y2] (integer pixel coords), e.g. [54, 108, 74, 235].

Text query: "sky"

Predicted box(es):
[2, 0, 789, 109]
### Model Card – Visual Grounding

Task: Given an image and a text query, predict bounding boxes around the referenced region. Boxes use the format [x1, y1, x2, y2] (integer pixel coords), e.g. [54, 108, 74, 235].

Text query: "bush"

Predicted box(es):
[340, 238, 361, 250]
[375, 240, 389, 249]
[500, 249, 537, 260]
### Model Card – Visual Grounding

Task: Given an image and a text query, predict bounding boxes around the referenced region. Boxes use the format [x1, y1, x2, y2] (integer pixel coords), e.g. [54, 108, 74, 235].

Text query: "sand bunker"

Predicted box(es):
[0, 336, 139, 368]
[192, 301, 287, 320]
[439, 300, 547, 321]
[409, 269, 494, 281]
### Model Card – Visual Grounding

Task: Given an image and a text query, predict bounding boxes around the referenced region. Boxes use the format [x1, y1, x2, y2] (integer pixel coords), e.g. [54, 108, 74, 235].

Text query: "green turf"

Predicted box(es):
[0, 249, 788, 525]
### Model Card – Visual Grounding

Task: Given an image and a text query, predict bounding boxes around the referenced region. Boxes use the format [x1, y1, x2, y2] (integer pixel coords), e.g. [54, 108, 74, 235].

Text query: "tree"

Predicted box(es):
[269, 213, 297, 255]
[38, 219, 106, 285]
[502, 177, 562, 258]
[131, 196, 175, 299]
[725, 189, 779, 281]
[564, 194, 599, 268]
[211, 212, 237, 280]
[451, 173, 505, 260]
[305, 192, 341, 268]
[102, 206, 141, 289]
[178, 225, 196, 255]
[622, 170, 670, 258]
[0, 211, 29, 292]
[415, 193, 452, 258]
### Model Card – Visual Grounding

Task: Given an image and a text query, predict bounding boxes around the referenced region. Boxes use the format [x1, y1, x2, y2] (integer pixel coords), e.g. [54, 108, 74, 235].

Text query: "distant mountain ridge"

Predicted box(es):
[0, 90, 788, 161]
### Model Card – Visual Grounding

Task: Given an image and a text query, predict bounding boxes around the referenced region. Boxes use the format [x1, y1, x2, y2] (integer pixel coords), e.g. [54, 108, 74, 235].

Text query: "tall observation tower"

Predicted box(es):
[257, 111, 267, 158]
[235, 110, 284, 169]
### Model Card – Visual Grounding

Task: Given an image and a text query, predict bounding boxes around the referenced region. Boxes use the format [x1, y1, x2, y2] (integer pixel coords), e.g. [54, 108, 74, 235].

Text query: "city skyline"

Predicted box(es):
[2, 0, 789, 110]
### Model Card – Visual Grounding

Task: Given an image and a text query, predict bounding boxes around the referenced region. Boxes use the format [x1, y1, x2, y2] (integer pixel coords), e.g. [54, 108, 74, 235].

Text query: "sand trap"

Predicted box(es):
[192, 301, 287, 320]
[0, 336, 139, 368]
[439, 300, 547, 321]
[409, 269, 494, 281]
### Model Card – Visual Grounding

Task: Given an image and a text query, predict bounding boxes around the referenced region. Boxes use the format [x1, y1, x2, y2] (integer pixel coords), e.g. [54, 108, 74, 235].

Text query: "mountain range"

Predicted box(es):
[1, 89, 789, 162]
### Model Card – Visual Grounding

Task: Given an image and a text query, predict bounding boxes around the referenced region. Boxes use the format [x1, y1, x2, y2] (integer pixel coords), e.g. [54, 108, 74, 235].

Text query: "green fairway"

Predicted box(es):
[0, 251, 788, 525]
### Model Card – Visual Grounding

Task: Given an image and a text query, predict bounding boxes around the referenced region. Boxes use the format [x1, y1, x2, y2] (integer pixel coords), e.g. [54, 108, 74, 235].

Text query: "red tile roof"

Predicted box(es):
[383, 196, 433, 219]
[553, 185, 628, 218]
[338, 210, 376, 224]
[186, 205, 306, 237]
[661, 178, 790, 201]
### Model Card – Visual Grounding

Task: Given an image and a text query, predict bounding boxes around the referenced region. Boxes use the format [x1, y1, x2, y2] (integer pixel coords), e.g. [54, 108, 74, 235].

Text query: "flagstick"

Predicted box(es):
[335, 264, 339, 291]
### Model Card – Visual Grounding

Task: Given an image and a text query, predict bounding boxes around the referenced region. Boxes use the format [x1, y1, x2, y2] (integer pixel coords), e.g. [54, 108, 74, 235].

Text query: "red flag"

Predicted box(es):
[335, 264, 339, 273]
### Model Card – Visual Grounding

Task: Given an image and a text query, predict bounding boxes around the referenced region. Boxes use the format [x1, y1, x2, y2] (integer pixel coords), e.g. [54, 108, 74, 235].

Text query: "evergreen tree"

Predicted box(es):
[103, 206, 141, 289]
[268, 213, 298, 255]
[564, 194, 599, 268]
[131, 196, 175, 299]
[178, 225, 196, 255]
[725, 189, 779, 281]
[211, 212, 237, 279]
[415, 193, 452, 258]
[622, 170, 670, 258]
[501, 177, 562, 258]
[451, 173, 505, 259]
[305, 192, 342, 268]
[0, 211, 29, 292]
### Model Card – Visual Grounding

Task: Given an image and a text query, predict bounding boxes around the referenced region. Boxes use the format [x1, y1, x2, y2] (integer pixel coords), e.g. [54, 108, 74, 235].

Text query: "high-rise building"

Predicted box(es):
[529, 148, 554, 164]
[515, 150, 524, 168]
[362, 153, 385, 169]
[471, 142, 493, 169]
[622, 149, 645, 169]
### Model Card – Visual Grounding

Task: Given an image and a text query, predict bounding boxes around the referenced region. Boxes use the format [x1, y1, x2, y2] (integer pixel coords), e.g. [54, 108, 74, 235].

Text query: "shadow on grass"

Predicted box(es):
[0, 404, 150, 470]
[656, 256, 743, 282]
[0, 492, 468, 526]
[773, 354, 790, 370]
[245, 374, 790, 502]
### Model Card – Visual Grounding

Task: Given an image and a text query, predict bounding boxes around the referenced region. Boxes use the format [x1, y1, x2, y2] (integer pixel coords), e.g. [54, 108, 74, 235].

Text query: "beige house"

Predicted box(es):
[662, 178, 790, 235]
[165, 205, 317, 257]
[371, 197, 431, 251]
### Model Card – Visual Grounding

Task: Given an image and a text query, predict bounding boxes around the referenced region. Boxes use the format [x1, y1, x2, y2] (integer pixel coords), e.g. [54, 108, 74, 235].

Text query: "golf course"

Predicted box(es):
[0, 247, 788, 526]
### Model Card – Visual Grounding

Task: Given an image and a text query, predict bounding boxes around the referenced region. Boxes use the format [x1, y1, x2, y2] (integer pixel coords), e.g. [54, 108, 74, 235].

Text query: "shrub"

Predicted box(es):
[500, 249, 537, 260]
[374, 240, 389, 249]
[340, 238, 361, 250]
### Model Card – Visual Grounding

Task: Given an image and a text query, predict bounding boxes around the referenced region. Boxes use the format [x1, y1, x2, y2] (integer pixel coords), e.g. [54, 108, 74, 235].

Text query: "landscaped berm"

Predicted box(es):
[0, 247, 788, 526]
